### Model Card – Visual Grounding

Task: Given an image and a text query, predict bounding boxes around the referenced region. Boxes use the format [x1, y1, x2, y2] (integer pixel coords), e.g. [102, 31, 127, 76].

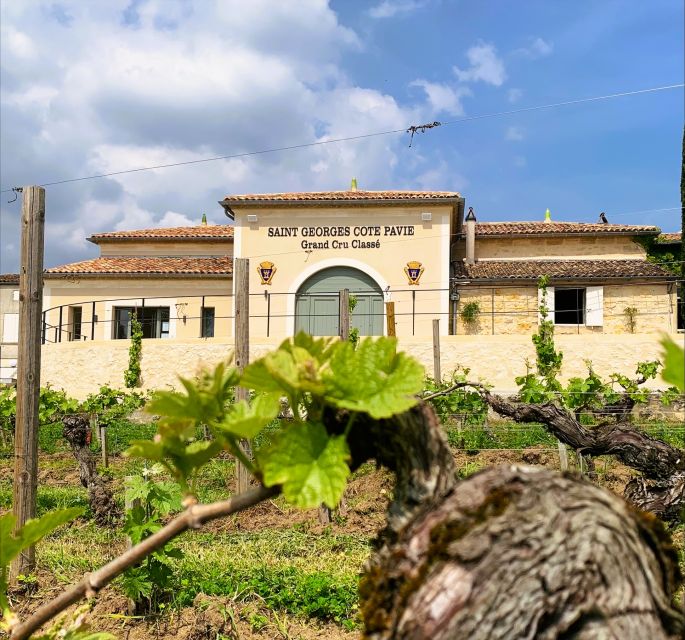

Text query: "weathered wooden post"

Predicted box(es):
[234, 258, 252, 494]
[339, 288, 350, 341]
[11, 186, 45, 581]
[432, 319, 441, 383]
[385, 301, 396, 336]
[557, 441, 569, 472]
[98, 417, 108, 469]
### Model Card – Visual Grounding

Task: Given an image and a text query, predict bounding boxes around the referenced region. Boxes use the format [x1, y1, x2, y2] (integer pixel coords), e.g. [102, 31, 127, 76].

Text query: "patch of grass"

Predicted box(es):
[40, 521, 125, 577]
[194, 457, 235, 503]
[99, 419, 158, 455]
[177, 564, 358, 624]
[457, 460, 485, 478]
[0, 480, 88, 515]
[446, 420, 684, 451]
[38, 524, 366, 626]
[446, 422, 557, 450]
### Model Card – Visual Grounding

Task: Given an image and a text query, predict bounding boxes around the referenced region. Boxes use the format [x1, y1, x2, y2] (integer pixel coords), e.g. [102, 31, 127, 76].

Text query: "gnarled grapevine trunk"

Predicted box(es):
[62, 415, 119, 526]
[344, 403, 684, 640]
[479, 390, 685, 521]
[361, 465, 683, 640]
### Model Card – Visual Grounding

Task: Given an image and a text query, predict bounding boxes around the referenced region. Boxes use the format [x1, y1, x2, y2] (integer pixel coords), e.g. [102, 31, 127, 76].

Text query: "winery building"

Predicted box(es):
[37, 187, 681, 397]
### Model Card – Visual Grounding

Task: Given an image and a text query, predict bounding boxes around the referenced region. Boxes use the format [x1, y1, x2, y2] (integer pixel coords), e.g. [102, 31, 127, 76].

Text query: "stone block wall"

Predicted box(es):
[454, 283, 675, 335]
[41, 333, 682, 399]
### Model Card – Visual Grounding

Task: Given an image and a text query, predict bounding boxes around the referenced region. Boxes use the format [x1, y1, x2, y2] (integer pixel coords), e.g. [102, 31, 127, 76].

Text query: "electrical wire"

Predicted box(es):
[1, 83, 682, 194]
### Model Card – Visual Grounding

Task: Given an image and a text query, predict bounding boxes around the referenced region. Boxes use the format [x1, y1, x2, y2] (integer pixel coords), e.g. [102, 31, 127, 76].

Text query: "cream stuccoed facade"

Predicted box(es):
[222, 191, 464, 339]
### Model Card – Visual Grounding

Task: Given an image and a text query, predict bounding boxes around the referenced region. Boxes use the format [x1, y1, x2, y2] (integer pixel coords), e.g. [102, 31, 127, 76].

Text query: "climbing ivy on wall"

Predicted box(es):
[633, 235, 682, 277]
[124, 313, 143, 388]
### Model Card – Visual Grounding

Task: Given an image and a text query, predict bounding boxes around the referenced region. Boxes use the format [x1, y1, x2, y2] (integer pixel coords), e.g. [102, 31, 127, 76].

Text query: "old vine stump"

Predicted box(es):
[361, 465, 683, 639]
[62, 415, 119, 525]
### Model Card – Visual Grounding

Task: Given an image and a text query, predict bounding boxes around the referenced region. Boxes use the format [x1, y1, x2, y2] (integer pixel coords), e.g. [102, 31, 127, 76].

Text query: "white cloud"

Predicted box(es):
[508, 88, 523, 103]
[159, 211, 197, 227]
[368, 1, 426, 19]
[1, 1, 439, 270]
[505, 126, 524, 141]
[453, 42, 506, 86]
[1, 27, 36, 58]
[514, 37, 554, 59]
[409, 80, 471, 116]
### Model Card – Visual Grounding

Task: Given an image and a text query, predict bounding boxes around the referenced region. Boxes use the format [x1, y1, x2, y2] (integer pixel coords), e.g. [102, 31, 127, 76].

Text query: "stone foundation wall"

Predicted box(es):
[41, 333, 682, 400]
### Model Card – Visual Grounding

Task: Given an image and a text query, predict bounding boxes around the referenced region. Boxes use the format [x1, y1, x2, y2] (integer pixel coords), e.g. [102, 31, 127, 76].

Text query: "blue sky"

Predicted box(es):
[1, 0, 682, 271]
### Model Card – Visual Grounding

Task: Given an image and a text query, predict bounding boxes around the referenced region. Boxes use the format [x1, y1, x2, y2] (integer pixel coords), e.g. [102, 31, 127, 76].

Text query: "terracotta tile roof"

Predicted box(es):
[474, 222, 660, 236]
[45, 257, 233, 277]
[655, 231, 682, 244]
[0, 273, 19, 284]
[454, 259, 673, 281]
[221, 190, 461, 211]
[89, 225, 234, 243]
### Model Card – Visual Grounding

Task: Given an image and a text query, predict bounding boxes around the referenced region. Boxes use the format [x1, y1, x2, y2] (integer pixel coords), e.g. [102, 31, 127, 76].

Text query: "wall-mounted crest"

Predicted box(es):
[257, 261, 276, 285]
[404, 261, 424, 285]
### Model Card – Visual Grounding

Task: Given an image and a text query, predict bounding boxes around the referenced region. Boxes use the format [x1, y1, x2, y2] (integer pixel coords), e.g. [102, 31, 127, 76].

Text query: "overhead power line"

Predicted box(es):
[1, 83, 682, 194]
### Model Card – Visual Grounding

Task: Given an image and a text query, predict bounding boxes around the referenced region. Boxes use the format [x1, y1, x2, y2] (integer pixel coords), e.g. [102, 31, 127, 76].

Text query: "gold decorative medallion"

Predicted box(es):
[405, 261, 424, 285]
[257, 261, 276, 285]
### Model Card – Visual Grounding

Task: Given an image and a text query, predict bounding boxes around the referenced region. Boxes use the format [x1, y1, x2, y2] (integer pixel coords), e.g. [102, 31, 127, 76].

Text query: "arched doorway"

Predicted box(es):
[295, 266, 384, 336]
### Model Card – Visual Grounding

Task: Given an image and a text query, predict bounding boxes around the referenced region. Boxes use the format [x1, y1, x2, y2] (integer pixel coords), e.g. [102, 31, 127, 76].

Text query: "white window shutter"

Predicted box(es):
[585, 286, 604, 326]
[3, 313, 19, 342]
[538, 286, 554, 324]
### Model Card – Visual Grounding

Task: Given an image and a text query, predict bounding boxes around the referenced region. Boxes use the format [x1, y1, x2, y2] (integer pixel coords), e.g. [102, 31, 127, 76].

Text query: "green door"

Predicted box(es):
[295, 267, 383, 336]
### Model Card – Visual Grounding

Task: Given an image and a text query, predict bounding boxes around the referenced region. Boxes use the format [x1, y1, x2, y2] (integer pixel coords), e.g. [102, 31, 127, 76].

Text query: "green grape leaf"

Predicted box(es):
[120, 568, 154, 600]
[1, 507, 83, 569]
[258, 422, 350, 509]
[124, 475, 153, 506]
[146, 362, 238, 431]
[322, 337, 423, 418]
[215, 393, 280, 439]
[177, 439, 224, 480]
[245, 349, 300, 396]
[241, 336, 331, 401]
[290, 331, 338, 361]
[148, 481, 183, 516]
[661, 336, 684, 392]
[126, 440, 165, 462]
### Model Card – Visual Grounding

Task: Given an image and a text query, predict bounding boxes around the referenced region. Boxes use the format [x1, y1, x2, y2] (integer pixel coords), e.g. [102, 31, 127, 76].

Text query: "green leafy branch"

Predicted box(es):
[124, 313, 143, 389]
[1, 508, 83, 632]
[10, 334, 423, 638]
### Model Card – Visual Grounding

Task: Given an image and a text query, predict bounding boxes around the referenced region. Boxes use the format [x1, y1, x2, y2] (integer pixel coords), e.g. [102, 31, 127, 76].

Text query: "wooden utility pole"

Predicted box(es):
[99, 418, 108, 469]
[234, 258, 252, 494]
[385, 301, 396, 336]
[432, 319, 441, 383]
[11, 186, 45, 581]
[338, 288, 350, 340]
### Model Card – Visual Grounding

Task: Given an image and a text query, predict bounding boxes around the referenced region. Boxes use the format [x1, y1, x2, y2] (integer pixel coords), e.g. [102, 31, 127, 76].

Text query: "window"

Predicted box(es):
[540, 286, 603, 327]
[554, 288, 585, 325]
[113, 306, 170, 339]
[677, 293, 684, 332]
[201, 307, 215, 338]
[69, 306, 83, 341]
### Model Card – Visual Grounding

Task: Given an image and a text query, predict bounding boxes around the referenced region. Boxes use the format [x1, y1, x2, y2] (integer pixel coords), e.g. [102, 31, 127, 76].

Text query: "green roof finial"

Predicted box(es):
[350, 177, 358, 191]
[544, 208, 552, 223]
[201, 213, 208, 226]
